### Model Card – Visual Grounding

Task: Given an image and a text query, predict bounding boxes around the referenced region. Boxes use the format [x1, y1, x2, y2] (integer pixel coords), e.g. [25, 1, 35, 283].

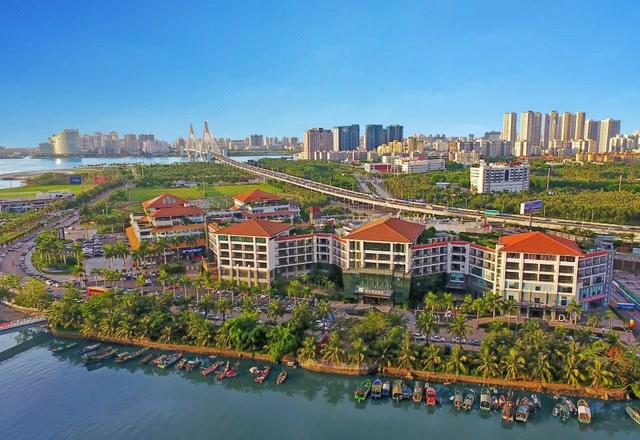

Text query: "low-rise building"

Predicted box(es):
[0, 191, 74, 212]
[231, 189, 299, 221]
[207, 216, 612, 314]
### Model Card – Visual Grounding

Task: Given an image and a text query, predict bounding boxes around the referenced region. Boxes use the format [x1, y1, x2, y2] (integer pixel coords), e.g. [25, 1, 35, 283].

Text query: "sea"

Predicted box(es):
[0, 155, 292, 189]
[0, 328, 637, 440]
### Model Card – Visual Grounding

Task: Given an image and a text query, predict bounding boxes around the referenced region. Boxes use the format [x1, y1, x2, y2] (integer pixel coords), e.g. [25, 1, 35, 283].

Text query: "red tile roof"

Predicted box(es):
[142, 193, 188, 210]
[212, 218, 293, 238]
[149, 206, 204, 218]
[498, 231, 583, 256]
[345, 217, 425, 243]
[234, 189, 282, 203]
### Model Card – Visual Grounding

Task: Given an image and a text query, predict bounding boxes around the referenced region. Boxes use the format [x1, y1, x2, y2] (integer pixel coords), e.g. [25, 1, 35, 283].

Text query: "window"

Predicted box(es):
[364, 242, 390, 252]
[256, 237, 266, 243]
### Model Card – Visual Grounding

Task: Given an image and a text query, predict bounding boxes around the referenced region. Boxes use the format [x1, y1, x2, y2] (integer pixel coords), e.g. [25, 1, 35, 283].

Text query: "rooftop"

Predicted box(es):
[212, 218, 293, 238]
[149, 206, 204, 218]
[345, 217, 425, 243]
[498, 231, 583, 257]
[234, 189, 282, 203]
[142, 193, 188, 210]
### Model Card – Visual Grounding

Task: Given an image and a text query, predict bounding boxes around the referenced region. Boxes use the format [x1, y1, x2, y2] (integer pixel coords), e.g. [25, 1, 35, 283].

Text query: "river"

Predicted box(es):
[0, 155, 292, 189]
[0, 329, 637, 440]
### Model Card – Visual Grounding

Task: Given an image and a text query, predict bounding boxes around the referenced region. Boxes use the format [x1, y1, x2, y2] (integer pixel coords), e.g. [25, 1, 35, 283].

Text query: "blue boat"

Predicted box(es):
[80, 343, 101, 354]
[371, 378, 383, 399]
[381, 381, 390, 398]
[402, 383, 413, 400]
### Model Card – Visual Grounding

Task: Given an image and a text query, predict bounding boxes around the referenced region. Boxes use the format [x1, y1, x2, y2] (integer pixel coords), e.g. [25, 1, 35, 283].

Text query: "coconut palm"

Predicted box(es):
[416, 311, 438, 342]
[560, 341, 585, 386]
[444, 345, 468, 375]
[566, 300, 582, 331]
[501, 347, 525, 380]
[530, 351, 554, 383]
[604, 309, 615, 329]
[470, 297, 485, 325]
[423, 291, 438, 313]
[395, 331, 417, 370]
[298, 336, 317, 362]
[422, 344, 442, 372]
[135, 275, 147, 294]
[348, 337, 367, 367]
[587, 314, 600, 330]
[215, 297, 232, 323]
[315, 299, 331, 332]
[321, 332, 344, 365]
[440, 292, 455, 311]
[475, 346, 500, 379]
[266, 299, 284, 323]
[448, 314, 470, 344]
[587, 358, 615, 388]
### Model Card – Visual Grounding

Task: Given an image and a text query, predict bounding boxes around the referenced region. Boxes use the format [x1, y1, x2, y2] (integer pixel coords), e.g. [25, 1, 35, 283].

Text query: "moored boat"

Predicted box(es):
[52, 341, 78, 353]
[412, 381, 423, 403]
[139, 353, 153, 365]
[201, 361, 223, 377]
[277, 370, 287, 384]
[115, 352, 130, 363]
[80, 343, 101, 354]
[559, 403, 572, 421]
[371, 378, 383, 399]
[463, 390, 475, 412]
[392, 380, 404, 401]
[354, 378, 372, 402]
[453, 389, 464, 410]
[158, 352, 183, 369]
[255, 366, 271, 384]
[82, 347, 117, 364]
[175, 357, 188, 370]
[425, 385, 437, 406]
[577, 399, 591, 424]
[530, 394, 542, 411]
[381, 381, 391, 398]
[186, 357, 202, 371]
[515, 399, 530, 423]
[152, 354, 167, 366]
[626, 405, 640, 426]
[479, 388, 492, 412]
[502, 394, 516, 422]
[216, 361, 230, 380]
[402, 383, 413, 400]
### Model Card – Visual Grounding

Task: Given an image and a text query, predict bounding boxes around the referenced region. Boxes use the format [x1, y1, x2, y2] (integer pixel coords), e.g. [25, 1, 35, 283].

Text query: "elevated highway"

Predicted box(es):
[212, 153, 638, 237]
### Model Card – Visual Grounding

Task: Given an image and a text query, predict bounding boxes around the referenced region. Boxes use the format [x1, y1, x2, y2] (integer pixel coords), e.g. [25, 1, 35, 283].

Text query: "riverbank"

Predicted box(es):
[49, 328, 630, 401]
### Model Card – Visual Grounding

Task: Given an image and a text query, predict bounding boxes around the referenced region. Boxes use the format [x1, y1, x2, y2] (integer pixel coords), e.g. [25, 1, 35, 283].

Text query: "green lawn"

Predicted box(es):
[206, 183, 283, 198]
[0, 184, 95, 198]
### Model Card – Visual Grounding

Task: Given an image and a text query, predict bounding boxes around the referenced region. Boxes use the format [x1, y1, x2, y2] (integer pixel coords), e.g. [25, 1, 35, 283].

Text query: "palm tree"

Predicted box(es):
[484, 292, 502, 320]
[587, 358, 615, 388]
[315, 299, 331, 332]
[89, 268, 102, 286]
[502, 298, 517, 329]
[501, 347, 525, 380]
[298, 336, 317, 362]
[448, 314, 470, 344]
[422, 344, 442, 372]
[604, 309, 615, 329]
[423, 291, 438, 313]
[530, 351, 554, 383]
[214, 297, 232, 323]
[440, 292, 455, 311]
[135, 275, 147, 294]
[475, 346, 499, 379]
[287, 280, 302, 304]
[321, 332, 344, 365]
[560, 341, 585, 385]
[103, 244, 116, 269]
[566, 300, 582, 331]
[444, 345, 468, 375]
[71, 264, 85, 282]
[154, 237, 171, 265]
[416, 311, 438, 342]
[587, 314, 600, 330]
[470, 297, 485, 325]
[266, 299, 284, 324]
[395, 331, 417, 370]
[348, 337, 367, 367]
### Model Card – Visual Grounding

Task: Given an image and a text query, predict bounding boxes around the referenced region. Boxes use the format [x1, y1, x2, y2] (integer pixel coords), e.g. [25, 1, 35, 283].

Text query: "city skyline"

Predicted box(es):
[1, 0, 640, 147]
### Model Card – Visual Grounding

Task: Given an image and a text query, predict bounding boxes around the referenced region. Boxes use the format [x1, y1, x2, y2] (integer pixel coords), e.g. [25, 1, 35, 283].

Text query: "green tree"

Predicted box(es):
[422, 344, 442, 372]
[265, 325, 299, 362]
[501, 347, 525, 380]
[266, 299, 284, 323]
[448, 314, 470, 344]
[321, 332, 344, 364]
[395, 331, 417, 370]
[475, 346, 500, 379]
[416, 311, 439, 342]
[444, 345, 468, 375]
[587, 358, 615, 388]
[348, 337, 367, 367]
[298, 336, 317, 362]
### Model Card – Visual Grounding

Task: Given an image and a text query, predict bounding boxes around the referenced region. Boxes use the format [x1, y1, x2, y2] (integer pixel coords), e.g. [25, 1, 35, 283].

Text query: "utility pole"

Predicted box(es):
[546, 167, 551, 192]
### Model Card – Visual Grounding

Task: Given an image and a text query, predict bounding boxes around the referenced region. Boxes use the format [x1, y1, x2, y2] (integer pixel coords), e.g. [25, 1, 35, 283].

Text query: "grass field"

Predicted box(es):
[0, 184, 95, 198]
[206, 183, 283, 198]
[128, 183, 283, 202]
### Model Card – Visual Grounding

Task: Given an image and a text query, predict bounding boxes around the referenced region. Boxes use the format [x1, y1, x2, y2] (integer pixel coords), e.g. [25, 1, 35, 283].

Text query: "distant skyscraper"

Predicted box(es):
[48, 129, 80, 156]
[124, 134, 138, 154]
[364, 124, 386, 150]
[598, 118, 621, 153]
[501, 112, 517, 144]
[249, 134, 264, 148]
[560, 112, 574, 146]
[574, 112, 586, 140]
[543, 111, 559, 149]
[518, 111, 541, 146]
[584, 119, 600, 141]
[332, 124, 359, 151]
[385, 124, 404, 143]
[303, 128, 333, 159]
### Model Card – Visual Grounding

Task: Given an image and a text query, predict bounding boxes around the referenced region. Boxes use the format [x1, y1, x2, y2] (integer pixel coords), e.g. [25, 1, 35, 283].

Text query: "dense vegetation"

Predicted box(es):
[134, 162, 252, 187]
[383, 160, 640, 224]
[256, 159, 359, 191]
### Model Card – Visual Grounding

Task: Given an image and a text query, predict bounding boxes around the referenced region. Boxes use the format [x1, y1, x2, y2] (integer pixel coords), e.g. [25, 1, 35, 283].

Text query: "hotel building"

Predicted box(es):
[208, 217, 612, 315]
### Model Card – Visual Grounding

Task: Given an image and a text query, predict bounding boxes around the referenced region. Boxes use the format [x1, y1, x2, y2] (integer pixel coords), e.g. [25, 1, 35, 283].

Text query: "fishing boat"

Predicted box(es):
[82, 347, 117, 364]
[501, 394, 516, 422]
[115, 352, 130, 363]
[412, 381, 423, 403]
[515, 399, 530, 423]
[381, 381, 391, 398]
[552, 401, 563, 417]
[530, 394, 542, 411]
[479, 388, 492, 412]
[139, 353, 153, 365]
[463, 390, 475, 412]
[277, 370, 288, 384]
[152, 354, 167, 366]
[201, 361, 223, 377]
[425, 385, 437, 406]
[497, 394, 506, 408]
[186, 357, 202, 371]
[216, 362, 230, 380]
[371, 378, 383, 399]
[564, 399, 577, 414]
[354, 378, 372, 402]
[255, 366, 271, 384]
[453, 389, 464, 410]
[52, 342, 78, 352]
[402, 383, 413, 400]
[175, 357, 188, 370]
[158, 352, 183, 369]
[626, 405, 640, 425]
[559, 403, 572, 421]
[577, 399, 591, 424]
[392, 380, 404, 401]
[80, 343, 101, 354]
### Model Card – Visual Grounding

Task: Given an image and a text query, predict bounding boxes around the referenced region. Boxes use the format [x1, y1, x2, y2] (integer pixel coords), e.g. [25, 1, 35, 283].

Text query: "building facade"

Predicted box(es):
[332, 125, 360, 151]
[302, 128, 333, 159]
[469, 160, 530, 193]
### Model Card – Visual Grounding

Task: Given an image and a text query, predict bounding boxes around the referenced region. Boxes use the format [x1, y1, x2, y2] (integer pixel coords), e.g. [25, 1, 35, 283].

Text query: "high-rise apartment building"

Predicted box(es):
[598, 118, 621, 153]
[385, 124, 404, 143]
[518, 111, 541, 146]
[543, 111, 559, 149]
[574, 112, 586, 140]
[585, 119, 600, 141]
[302, 128, 333, 159]
[332, 124, 360, 151]
[49, 129, 80, 156]
[560, 112, 575, 146]
[364, 124, 386, 150]
[501, 112, 517, 144]
[123, 134, 138, 154]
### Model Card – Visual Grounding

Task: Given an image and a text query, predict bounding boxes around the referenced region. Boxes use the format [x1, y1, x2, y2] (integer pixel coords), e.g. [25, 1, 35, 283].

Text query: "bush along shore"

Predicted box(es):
[45, 287, 640, 401]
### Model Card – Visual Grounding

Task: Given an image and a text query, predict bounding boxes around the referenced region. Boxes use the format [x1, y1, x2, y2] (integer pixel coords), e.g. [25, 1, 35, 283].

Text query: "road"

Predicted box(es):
[212, 153, 640, 237]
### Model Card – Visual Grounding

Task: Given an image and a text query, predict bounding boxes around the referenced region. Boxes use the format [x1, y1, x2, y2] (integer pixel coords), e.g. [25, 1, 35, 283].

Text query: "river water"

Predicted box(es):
[0, 155, 292, 189]
[0, 329, 637, 440]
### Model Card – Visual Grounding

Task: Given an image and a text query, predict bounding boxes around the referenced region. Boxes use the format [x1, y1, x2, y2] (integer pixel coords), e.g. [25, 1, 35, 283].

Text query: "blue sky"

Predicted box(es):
[1, 0, 639, 147]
